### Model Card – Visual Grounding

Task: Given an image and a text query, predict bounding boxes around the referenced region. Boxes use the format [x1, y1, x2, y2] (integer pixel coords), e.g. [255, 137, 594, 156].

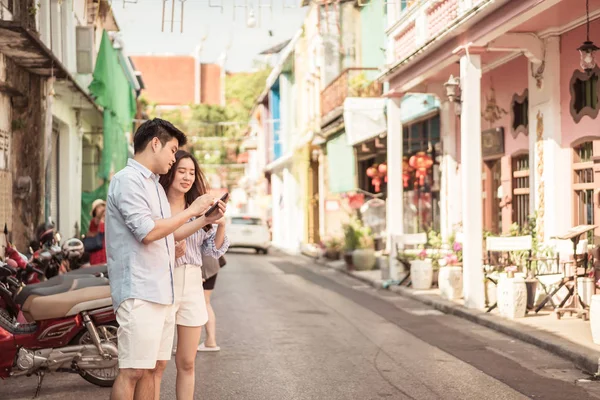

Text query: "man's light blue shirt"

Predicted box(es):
[105, 159, 175, 311]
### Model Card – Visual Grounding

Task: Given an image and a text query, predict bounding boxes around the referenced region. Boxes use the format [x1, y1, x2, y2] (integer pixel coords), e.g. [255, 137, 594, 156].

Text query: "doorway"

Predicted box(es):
[308, 158, 320, 244]
[483, 159, 502, 234]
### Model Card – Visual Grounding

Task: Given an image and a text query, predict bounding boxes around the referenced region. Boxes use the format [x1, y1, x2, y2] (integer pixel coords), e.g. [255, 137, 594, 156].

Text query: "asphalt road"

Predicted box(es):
[3, 250, 600, 400]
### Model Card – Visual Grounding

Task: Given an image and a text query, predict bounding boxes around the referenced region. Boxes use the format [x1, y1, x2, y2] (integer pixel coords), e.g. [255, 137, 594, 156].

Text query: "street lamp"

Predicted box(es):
[578, 0, 599, 73]
[444, 74, 462, 115]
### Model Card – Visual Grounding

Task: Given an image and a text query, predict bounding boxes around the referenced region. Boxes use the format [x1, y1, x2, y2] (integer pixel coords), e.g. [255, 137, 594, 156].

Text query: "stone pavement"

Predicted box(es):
[309, 256, 600, 376]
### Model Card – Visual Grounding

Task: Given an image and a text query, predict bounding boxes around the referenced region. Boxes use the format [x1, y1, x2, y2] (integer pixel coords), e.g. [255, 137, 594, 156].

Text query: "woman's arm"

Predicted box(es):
[200, 222, 229, 258]
[214, 222, 226, 249]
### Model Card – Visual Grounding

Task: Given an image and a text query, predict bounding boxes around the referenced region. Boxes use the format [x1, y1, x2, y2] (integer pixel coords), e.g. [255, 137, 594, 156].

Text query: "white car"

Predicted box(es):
[227, 215, 271, 254]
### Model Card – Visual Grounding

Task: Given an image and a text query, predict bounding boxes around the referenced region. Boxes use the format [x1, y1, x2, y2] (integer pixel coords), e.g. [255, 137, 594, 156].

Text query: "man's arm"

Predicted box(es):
[114, 176, 197, 244]
[173, 201, 227, 241]
[142, 209, 197, 244]
[173, 215, 209, 242]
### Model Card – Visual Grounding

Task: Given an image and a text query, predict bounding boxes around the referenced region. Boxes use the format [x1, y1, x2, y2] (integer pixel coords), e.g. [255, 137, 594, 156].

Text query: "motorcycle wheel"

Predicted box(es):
[70, 321, 119, 387]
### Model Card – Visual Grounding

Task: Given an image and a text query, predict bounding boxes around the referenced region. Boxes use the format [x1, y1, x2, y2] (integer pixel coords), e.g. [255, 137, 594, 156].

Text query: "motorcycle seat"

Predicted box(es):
[15, 275, 108, 306]
[65, 264, 108, 277]
[19, 277, 112, 322]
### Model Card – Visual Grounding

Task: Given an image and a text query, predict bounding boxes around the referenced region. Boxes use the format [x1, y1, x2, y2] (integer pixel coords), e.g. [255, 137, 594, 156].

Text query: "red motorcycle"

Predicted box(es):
[0, 264, 118, 398]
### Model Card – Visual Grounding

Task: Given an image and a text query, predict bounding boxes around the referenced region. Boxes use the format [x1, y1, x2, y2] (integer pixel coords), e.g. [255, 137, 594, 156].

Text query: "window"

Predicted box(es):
[402, 115, 441, 233]
[573, 142, 597, 240]
[512, 154, 530, 228]
[511, 90, 528, 138]
[570, 68, 600, 123]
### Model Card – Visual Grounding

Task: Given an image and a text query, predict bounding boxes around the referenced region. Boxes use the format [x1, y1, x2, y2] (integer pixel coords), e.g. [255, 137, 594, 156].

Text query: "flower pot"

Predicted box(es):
[438, 266, 463, 300]
[410, 259, 433, 290]
[590, 295, 600, 344]
[497, 275, 527, 319]
[578, 277, 595, 307]
[377, 256, 390, 280]
[325, 249, 341, 260]
[525, 280, 538, 310]
[343, 251, 354, 269]
[352, 249, 376, 271]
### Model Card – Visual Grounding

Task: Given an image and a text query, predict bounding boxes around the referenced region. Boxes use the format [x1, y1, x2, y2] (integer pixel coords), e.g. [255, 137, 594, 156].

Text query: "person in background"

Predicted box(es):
[155, 150, 229, 400]
[87, 199, 107, 265]
[198, 253, 222, 352]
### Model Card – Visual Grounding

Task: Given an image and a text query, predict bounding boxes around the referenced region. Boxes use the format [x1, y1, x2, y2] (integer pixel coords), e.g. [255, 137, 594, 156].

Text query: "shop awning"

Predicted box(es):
[326, 132, 356, 194]
[343, 97, 387, 146]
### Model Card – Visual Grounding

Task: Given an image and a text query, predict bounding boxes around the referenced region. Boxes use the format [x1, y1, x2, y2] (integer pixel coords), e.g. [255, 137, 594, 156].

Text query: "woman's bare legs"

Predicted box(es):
[201, 290, 217, 348]
[175, 325, 203, 400]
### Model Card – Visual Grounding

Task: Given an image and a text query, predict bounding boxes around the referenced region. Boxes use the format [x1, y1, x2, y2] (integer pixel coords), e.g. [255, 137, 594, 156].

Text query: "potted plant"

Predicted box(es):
[342, 219, 363, 269]
[590, 280, 600, 344]
[353, 229, 376, 271]
[438, 239, 463, 300]
[324, 237, 342, 260]
[411, 248, 434, 290]
[497, 265, 527, 319]
[427, 230, 443, 287]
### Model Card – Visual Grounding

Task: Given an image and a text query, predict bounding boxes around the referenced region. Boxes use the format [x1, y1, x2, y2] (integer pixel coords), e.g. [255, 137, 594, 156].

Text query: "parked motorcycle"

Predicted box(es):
[0, 264, 118, 398]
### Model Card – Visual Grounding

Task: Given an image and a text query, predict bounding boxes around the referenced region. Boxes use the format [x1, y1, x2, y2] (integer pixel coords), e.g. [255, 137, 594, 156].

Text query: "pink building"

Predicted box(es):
[381, 0, 600, 308]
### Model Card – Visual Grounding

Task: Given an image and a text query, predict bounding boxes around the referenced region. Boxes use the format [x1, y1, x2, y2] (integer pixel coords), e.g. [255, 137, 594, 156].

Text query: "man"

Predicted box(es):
[106, 119, 223, 400]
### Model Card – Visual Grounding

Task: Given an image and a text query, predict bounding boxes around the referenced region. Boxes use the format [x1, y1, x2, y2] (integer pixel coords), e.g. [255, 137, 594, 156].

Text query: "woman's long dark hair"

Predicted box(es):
[160, 149, 211, 214]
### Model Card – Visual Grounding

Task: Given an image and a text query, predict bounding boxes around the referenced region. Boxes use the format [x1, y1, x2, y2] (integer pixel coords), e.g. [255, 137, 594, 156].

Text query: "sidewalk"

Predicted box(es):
[308, 256, 600, 376]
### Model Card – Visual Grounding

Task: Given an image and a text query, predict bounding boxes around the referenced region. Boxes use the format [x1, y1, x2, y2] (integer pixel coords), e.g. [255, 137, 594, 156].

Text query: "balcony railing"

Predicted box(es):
[389, 0, 487, 63]
[320, 68, 382, 118]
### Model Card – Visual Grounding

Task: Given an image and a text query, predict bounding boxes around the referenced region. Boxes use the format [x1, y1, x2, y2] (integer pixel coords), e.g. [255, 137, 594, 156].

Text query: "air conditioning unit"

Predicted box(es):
[75, 26, 94, 74]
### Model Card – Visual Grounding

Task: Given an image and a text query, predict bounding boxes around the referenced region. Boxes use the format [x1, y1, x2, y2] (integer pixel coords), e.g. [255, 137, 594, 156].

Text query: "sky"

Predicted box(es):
[112, 0, 308, 72]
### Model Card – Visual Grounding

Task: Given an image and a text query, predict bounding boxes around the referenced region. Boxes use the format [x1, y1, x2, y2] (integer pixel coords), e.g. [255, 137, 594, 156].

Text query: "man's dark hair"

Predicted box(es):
[133, 118, 187, 154]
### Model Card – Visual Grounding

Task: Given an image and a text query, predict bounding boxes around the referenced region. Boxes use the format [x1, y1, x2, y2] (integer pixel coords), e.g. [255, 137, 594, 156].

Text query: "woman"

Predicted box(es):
[155, 150, 229, 400]
[87, 199, 107, 265]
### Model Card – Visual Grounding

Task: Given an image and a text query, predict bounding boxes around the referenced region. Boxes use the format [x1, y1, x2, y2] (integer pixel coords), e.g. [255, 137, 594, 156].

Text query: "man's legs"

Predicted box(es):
[135, 369, 157, 400]
[112, 299, 170, 400]
[155, 360, 168, 399]
[110, 369, 144, 400]
[154, 303, 177, 399]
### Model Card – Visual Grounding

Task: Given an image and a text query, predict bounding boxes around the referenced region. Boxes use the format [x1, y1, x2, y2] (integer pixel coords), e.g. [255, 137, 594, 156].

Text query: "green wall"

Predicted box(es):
[360, 0, 386, 80]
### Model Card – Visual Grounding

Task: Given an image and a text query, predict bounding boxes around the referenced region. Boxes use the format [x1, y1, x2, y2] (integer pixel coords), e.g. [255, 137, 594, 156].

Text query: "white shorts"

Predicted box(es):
[173, 264, 208, 327]
[116, 298, 175, 369]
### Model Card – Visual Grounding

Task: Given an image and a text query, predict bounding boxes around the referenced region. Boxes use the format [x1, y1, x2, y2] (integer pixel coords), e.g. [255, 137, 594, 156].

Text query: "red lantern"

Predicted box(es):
[378, 163, 387, 175]
[402, 157, 413, 188]
[409, 152, 433, 186]
[366, 166, 377, 178]
[372, 177, 382, 193]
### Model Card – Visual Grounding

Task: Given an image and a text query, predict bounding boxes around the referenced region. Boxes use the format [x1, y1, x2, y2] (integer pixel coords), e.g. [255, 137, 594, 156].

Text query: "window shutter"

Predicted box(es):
[76, 26, 94, 74]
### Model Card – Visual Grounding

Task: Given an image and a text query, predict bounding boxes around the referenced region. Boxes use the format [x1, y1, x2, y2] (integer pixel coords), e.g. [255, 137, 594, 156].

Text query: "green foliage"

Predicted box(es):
[342, 218, 372, 251]
[324, 237, 343, 252]
[225, 68, 271, 121]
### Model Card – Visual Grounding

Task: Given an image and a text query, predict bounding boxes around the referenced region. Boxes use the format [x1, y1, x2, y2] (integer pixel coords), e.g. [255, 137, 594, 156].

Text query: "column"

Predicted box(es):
[440, 100, 461, 241]
[386, 96, 403, 280]
[271, 173, 283, 249]
[318, 150, 326, 241]
[528, 36, 568, 241]
[460, 53, 485, 309]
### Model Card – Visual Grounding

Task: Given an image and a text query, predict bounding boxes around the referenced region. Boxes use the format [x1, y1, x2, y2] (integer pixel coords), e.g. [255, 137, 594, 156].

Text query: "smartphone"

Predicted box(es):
[205, 192, 229, 216]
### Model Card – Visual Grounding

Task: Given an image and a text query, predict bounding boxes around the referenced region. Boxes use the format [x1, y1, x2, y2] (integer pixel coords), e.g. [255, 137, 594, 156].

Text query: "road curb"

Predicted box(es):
[305, 254, 600, 376]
